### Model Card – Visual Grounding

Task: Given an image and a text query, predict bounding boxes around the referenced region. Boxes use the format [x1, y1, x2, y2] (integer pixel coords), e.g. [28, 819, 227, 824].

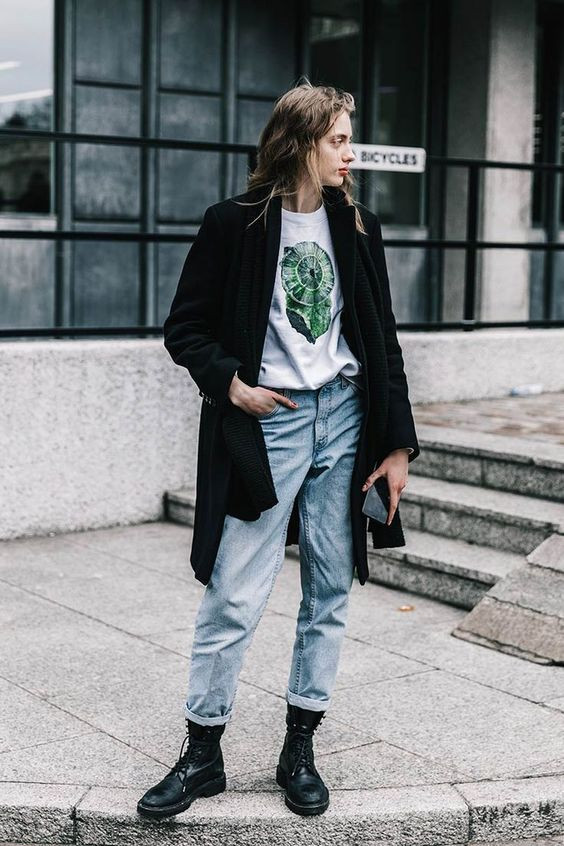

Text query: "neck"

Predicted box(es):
[281, 181, 323, 214]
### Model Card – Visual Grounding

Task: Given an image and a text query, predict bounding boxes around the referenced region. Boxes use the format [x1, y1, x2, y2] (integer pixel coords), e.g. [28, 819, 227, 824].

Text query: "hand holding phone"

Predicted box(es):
[361, 475, 390, 524]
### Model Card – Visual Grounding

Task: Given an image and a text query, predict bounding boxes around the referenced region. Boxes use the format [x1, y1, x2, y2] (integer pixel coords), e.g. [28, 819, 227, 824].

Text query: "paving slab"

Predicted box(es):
[413, 392, 564, 447]
[348, 613, 564, 704]
[226, 738, 466, 791]
[0, 676, 96, 754]
[242, 608, 431, 695]
[191, 682, 378, 779]
[0, 731, 161, 788]
[45, 662, 196, 766]
[329, 670, 564, 780]
[0, 582, 196, 765]
[142, 608, 432, 699]
[0, 534, 202, 638]
[0, 582, 182, 702]
[316, 573, 465, 645]
[1, 521, 564, 845]
[62, 521, 201, 582]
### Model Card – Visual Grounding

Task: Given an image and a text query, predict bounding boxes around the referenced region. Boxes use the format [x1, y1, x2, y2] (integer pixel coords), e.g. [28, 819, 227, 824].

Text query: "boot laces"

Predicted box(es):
[289, 731, 315, 777]
[287, 711, 325, 777]
[170, 733, 206, 788]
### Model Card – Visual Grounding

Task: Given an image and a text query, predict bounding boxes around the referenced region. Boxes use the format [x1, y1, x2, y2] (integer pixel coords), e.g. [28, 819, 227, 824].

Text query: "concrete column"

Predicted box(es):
[443, 0, 536, 322]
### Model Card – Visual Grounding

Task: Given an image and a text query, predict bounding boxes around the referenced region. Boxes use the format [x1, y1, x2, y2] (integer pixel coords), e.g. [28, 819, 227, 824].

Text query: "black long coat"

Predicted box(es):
[163, 186, 420, 586]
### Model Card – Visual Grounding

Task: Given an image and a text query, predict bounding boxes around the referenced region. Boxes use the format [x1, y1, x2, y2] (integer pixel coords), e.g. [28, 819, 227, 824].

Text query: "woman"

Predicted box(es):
[137, 80, 419, 821]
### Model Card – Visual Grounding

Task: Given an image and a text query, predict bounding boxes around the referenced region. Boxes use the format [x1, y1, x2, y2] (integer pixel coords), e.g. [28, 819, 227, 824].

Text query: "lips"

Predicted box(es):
[338, 169, 349, 173]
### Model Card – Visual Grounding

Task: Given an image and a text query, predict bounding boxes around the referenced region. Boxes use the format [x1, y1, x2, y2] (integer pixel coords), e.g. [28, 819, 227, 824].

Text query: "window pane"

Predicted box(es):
[310, 0, 362, 102]
[0, 0, 53, 214]
[368, 0, 427, 225]
[309, 0, 362, 191]
[309, 0, 427, 225]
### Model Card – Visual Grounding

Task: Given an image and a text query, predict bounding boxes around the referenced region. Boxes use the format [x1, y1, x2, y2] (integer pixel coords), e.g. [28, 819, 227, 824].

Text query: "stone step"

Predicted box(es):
[166, 486, 196, 526]
[412, 423, 564, 502]
[2, 777, 564, 846]
[166, 482, 561, 610]
[166, 487, 305, 566]
[367, 528, 524, 609]
[401, 474, 564, 554]
[452, 534, 564, 665]
[167, 477, 564, 555]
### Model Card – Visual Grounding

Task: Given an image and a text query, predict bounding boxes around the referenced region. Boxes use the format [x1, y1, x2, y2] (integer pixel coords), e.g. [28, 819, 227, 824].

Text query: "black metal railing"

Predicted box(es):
[0, 125, 563, 336]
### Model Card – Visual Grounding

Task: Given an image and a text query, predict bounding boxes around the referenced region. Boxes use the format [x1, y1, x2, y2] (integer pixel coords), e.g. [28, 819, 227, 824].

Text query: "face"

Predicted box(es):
[315, 110, 356, 186]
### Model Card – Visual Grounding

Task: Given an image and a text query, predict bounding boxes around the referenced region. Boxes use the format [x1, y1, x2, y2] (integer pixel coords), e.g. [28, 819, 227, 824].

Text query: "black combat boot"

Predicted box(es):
[137, 718, 227, 819]
[276, 702, 330, 816]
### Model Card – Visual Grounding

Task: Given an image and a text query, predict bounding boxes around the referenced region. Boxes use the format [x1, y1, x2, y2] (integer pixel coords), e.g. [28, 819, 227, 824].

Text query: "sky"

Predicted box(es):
[0, 0, 53, 102]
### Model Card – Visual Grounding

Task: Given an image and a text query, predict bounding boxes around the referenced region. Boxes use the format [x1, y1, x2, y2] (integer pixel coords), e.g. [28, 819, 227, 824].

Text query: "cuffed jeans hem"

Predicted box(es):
[184, 704, 232, 726]
[286, 690, 330, 711]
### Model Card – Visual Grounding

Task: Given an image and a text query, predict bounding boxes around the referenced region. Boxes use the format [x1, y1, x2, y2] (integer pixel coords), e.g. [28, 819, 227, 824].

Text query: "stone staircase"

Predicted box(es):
[368, 423, 564, 610]
[165, 422, 564, 613]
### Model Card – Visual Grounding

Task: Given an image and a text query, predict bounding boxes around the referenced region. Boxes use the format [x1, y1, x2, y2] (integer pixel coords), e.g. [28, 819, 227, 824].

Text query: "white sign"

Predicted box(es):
[350, 144, 426, 173]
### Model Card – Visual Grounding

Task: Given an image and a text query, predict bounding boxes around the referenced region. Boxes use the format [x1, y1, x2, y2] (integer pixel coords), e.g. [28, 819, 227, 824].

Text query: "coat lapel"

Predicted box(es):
[254, 188, 357, 381]
[325, 194, 357, 310]
[257, 193, 282, 356]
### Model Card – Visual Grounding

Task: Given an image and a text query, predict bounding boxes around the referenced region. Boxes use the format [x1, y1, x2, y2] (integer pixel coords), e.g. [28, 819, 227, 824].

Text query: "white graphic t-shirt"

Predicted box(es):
[258, 202, 363, 390]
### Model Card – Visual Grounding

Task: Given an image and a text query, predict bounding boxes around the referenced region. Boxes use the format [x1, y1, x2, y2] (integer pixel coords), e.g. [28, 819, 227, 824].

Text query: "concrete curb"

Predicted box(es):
[1, 774, 563, 845]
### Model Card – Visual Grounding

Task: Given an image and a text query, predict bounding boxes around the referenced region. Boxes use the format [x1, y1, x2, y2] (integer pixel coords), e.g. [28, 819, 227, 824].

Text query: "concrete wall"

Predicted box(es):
[1, 339, 196, 541]
[2, 332, 564, 541]
[401, 328, 564, 402]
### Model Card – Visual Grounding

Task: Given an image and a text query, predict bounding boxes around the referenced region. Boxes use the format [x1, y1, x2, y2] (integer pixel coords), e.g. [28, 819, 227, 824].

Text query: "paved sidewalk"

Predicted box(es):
[1, 521, 564, 845]
[414, 390, 564, 446]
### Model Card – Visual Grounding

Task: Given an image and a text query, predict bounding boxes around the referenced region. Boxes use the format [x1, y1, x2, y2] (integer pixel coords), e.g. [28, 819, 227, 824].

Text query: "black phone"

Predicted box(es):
[361, 475, 390, 524]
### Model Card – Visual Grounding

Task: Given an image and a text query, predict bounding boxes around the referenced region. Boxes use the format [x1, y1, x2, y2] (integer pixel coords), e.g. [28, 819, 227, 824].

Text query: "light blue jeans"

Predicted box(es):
[184, 372, 365, 726]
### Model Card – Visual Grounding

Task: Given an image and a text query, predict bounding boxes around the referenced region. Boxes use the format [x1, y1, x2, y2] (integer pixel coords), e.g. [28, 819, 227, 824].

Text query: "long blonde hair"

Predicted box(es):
[235, 78, 367, 234]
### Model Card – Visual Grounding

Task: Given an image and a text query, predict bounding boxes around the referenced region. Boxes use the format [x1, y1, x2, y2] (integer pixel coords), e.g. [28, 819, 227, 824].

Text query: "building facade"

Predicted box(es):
[0, 0, 562, 331]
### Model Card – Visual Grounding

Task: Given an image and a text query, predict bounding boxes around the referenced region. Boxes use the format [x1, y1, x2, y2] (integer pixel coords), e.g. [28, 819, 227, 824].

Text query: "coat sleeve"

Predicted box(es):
[369, 216, 420, 463]
[163, 204, 243, 412]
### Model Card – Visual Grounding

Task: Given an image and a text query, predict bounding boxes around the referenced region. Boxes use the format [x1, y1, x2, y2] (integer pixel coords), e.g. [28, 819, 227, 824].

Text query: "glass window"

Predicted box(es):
[0, 0, 54, 214]
[310, 0, 362, 103]
[309, 0, 362, 159]
[532, 1, 564, 228]
[309, 0, 428, 225]
[366, 0, 427, 225]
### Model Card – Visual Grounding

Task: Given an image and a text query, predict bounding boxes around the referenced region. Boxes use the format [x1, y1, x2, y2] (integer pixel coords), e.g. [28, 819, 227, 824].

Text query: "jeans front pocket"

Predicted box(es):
[341, 374, 363, 394]
[257, 387, 289, 419]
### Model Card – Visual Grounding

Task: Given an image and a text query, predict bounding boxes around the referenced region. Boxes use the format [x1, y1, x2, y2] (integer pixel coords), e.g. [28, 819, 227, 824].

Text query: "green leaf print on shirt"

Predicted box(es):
[280, 241, 335, 344]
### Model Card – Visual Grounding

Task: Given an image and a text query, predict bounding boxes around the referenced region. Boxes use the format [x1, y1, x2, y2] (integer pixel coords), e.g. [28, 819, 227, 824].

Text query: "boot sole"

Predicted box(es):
[136, 773, 226, 819]
[276, 764, 330, 816]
